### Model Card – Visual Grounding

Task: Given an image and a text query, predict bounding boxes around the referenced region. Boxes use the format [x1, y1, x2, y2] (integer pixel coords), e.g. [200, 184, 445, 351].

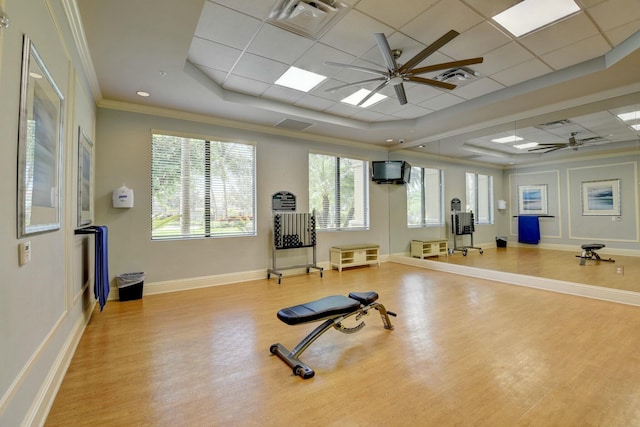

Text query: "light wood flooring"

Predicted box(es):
[427, 246, 640, 293]
[46, 262, 640, 426]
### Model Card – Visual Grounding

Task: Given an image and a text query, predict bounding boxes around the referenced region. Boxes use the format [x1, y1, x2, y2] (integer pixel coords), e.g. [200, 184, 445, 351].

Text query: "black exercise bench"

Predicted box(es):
[270, 291, 396, 379]
[577, 243, 615, 265]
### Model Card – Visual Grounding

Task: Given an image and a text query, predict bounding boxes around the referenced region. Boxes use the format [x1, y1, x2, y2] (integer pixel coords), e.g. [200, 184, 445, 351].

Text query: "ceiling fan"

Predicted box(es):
[325, 30, 483, 106]
[527, 132, 606, 153]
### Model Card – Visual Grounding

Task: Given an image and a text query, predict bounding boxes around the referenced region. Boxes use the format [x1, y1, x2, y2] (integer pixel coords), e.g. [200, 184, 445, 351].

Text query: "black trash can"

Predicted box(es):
[496, 237, 507, 248]
[117, 272, 145, 301]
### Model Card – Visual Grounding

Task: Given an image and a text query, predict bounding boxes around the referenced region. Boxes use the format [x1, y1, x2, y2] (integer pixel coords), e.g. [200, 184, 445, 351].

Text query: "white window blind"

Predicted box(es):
[308, 153, 369, 230]
[407, 166, 444, 227]
[151, 133, 256, 239]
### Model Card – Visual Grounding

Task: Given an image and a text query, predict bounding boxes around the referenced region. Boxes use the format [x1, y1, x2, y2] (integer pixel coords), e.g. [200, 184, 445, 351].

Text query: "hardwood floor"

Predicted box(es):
[46, 263, 640, 426]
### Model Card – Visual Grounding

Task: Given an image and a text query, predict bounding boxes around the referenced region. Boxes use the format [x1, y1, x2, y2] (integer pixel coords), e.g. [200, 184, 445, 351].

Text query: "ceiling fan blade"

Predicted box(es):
[410, 58, 484, 76]
[399, 30, 460, 73]
[394, 84, 408, 105]
[357, 81, 388, 106]
[325, 77, 387, 93]
[408, 76, 456, 90]
[325, 61, 387, 76]
[374, 33, 398, 71]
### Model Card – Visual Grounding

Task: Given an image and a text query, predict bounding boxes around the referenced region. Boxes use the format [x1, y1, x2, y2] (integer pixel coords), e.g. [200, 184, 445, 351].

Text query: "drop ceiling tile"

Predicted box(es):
[232, 52, 288, 83]
[210, 0, 274, 20]
[452, 78, 505, 100]
[392, 104, 433, 119]
[325, 101, 361, 117]
[247, 24, 315, 64]
[541, 34, 610, 70]
[354, 0, 438, 28]
[588, 0, 640, 31]
[196, 66, 227, 85]
[419, 92, 465, 110]
[402, 83, 444, 104]
[440, 22, 511, 58]
[188, 38, 242, 72]
[401, 0, 484, 46]
[262, 85, 307, 104]
[313, 78, 354, 101]
[519, 12, 600, 56]
[604, 19, 640, 46]
[194, 2, 262, 49]
[294, 94, 337, 111]
[320, 10, 393, 57]
[462, 0, 520, 18]
[475, 42, 535, 75]
[351, 108, 392, 122]
[296, 43, 356, 77]
[491, 58, 553, 86]
[222, 74, 270, 96]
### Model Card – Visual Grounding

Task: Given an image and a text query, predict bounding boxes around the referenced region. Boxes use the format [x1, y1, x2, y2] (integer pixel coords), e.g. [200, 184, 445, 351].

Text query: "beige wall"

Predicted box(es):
[0, 0, 96, 424]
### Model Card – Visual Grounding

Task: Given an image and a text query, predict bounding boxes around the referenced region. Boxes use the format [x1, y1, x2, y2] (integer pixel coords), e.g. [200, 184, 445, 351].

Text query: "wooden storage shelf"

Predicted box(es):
[330, 244, 380, 272]
[411, 239, 448, 259]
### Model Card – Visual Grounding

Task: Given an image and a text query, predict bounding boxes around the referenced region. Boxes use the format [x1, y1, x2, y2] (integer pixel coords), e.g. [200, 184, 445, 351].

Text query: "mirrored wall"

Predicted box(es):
[388, 92, 640, 294]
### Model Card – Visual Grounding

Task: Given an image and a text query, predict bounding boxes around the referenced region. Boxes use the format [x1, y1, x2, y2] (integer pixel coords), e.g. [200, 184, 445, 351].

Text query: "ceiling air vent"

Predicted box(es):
[268, 0, 350, 39]
[433, 67, 480, 86]
[274, 118, 315, 131]
[536, 119, 572, 129]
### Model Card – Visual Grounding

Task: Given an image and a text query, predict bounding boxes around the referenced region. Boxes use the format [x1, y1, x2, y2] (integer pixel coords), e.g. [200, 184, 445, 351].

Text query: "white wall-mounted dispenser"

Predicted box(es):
[113, 185, 134, 208]
[497, 200, 507, 210]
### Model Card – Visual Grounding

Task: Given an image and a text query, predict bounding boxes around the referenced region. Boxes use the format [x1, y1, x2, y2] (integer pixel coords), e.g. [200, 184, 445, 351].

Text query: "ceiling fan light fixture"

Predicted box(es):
[492, 0, 580, 38]
[341, 89, 387, 108]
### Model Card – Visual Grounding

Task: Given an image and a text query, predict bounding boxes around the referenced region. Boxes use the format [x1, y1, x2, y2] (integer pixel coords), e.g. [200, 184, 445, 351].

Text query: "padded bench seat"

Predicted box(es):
[277, 292, 379, 325]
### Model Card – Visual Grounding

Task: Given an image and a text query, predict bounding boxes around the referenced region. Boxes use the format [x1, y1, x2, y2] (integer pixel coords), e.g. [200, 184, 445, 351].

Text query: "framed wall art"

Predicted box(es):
[517, 184, 548, 215]
[582, 179, 620, 216]
[17, 34, 65, 237]
[77, 127, 93, 227]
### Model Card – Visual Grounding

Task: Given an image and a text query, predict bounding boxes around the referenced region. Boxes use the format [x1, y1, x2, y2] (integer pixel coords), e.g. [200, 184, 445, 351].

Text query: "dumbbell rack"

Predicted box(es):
[268, 211, 323, 284]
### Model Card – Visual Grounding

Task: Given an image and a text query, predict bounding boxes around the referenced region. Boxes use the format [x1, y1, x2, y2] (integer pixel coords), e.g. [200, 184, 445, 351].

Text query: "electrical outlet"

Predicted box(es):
[19, 241, 31, 266]
[615, 266, 624, 275]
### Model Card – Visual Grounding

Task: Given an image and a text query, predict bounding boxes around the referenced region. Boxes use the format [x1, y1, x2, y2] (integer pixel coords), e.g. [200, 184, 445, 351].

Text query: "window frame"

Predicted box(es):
[465, 171, 494, 225]
[151, 132, 256, 240]
[308, 152, 370, 232]
[407, 165, 445, 228]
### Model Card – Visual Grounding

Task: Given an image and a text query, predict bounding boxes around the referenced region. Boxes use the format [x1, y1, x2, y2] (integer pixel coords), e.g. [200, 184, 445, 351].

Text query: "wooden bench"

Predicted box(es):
[330, 244, 380, 272]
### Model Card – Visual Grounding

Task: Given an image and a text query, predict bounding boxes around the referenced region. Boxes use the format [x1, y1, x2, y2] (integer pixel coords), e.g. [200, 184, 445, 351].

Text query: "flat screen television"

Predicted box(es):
[371, 160, 411, 184]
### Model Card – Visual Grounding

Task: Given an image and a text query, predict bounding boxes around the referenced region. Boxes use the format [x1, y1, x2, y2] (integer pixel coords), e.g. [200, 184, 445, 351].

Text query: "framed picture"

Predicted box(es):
[17, 35, 64, 237]
[582, 179, 621, 216]
[77, 127, 93, 227]
[518, 184, 548, 215]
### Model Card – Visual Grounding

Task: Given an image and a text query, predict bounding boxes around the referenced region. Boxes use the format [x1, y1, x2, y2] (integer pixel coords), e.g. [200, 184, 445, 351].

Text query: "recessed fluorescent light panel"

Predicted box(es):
[492, 135, 523, 143]
[617, 111, 640, 121]
[493, 0, 580, 37]
[632, 124, 640, 131]
[514, 142, 539, 150]
[341, 89, 387, 108]
[275, 66, 327, 92]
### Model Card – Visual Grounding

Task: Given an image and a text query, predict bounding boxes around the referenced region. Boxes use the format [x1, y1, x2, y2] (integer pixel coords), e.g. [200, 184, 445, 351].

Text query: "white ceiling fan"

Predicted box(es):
[325, 30, 483, 106]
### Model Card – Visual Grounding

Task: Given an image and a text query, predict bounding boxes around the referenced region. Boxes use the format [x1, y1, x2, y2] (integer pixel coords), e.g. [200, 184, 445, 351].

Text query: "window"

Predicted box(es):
[407, 166, 444, 227]
[151, 133, 256, 239]
[308, 153, 369, 230]
[465, 172, 494, 224]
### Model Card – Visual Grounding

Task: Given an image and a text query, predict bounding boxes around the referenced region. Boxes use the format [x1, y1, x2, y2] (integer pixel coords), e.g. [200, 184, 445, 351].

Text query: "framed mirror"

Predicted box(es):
[77, 127, 93, 227]
[17, 35, 64, 237]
